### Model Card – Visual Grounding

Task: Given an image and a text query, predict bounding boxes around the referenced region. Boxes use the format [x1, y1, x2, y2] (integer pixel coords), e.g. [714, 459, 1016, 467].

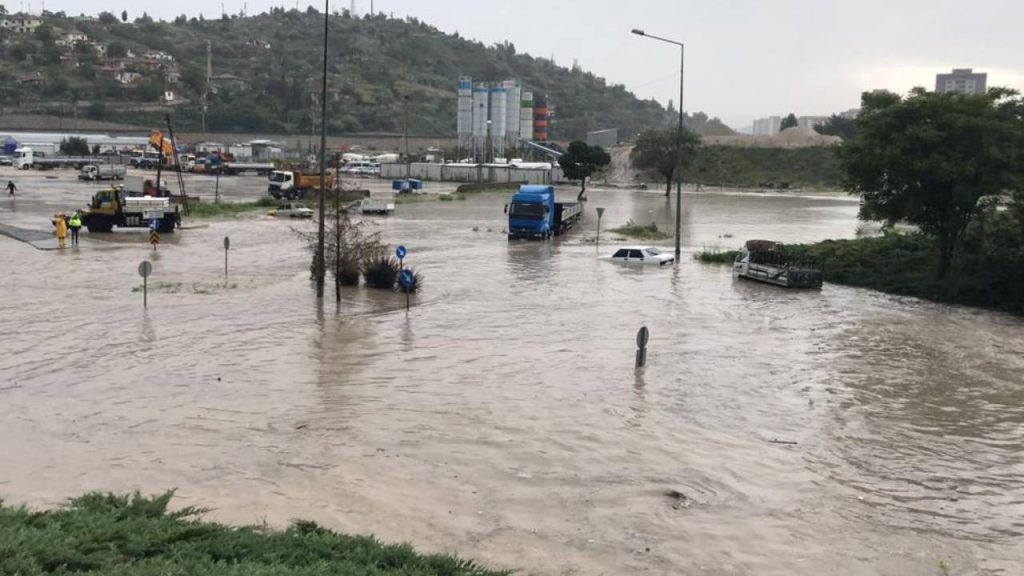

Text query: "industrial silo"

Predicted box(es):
[533, 96, 549, 142]
[457, 77, 473, 159]
[520, 90, 534, 141]
[472, 82, 490, 161]
[503, 79, 521, 146]
[490, 84, 508, 159]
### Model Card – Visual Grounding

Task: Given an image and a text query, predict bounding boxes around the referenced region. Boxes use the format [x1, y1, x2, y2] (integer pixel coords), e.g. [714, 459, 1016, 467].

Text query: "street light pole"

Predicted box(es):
[315, 0, 329, 298]
[403, 94, 410, 178]
[632, 28, 685, 260]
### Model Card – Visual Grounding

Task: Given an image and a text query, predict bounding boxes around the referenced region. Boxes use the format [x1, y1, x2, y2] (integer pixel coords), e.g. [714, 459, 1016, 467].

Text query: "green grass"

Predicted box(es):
[438, 194, 466, 202]
[0, 492, 507, 576]
[610, 220, 672, 241]
[694, 249, 740, 264]
[188, 197, 279, 218]
[454, 183, 520, 194]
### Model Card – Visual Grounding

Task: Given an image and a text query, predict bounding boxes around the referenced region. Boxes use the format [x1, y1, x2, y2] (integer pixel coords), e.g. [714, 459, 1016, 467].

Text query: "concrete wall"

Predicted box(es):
[382, 163, 565, 184]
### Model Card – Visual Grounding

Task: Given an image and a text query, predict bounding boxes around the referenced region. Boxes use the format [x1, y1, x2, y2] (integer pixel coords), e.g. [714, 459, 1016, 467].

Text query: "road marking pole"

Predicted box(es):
[635, 326, 649, 368]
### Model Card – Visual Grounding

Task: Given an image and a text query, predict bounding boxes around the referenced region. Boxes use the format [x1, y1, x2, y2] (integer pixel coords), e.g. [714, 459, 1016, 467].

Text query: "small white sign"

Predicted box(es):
[143, 211, 163, 220]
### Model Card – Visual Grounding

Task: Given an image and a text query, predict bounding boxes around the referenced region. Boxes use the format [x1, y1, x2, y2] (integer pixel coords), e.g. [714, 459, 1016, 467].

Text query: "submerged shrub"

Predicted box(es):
[363, 256, 400, 289]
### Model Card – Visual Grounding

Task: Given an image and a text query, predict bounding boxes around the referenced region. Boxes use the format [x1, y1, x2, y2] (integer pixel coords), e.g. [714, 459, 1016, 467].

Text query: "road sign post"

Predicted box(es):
[635, 326, 649, 368]
[149, 219, 159, 250]
[596, 207, 605, 247]
[138, 260, 152, 308]
[223, 236, 230, 284]
[400, 268, 414, 311]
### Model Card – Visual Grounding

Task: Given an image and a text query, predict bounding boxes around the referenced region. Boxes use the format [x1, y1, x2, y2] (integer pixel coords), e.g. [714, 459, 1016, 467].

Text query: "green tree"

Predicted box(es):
[98, 11, 118, 25]
[33, 22, 54, 44]
[631, 126, 700, 195]
[121, 10, 128, 23]
[557, 141, 611, 200]
[814, 114, 857, 141]
[180, 64, 206, 93]
[780, 113, 798, 131]
[840, 87, 1024, 277]
[107, 42, 127, 58]
[60, 136, 90, 155]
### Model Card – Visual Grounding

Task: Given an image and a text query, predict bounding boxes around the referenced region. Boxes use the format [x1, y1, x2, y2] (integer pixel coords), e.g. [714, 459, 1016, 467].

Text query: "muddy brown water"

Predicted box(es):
[2, 170, 1023, 575]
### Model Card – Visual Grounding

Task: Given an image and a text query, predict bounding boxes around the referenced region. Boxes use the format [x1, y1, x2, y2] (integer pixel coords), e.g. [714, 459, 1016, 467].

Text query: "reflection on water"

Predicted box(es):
[2, 185, 1022, 575]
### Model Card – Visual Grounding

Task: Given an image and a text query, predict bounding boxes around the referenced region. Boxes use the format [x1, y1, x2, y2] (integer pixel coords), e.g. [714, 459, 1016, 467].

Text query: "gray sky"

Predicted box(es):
[39, 0, 1024, 128]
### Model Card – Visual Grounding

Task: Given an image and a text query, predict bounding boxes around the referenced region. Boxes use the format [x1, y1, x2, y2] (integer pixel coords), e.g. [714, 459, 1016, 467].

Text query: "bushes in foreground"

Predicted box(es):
[0, 492, 505, 576]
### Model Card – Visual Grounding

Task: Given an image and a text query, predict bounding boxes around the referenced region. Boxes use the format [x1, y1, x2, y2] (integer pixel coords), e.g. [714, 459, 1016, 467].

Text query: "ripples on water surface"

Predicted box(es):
[2, 183, 1022, 575]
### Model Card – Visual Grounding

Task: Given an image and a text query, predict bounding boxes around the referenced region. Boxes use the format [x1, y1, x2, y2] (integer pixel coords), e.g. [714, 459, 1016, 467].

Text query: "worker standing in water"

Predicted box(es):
[53, 213, 68, 249]
[68, 211, 82, 246]
[6, 180, 15, 195]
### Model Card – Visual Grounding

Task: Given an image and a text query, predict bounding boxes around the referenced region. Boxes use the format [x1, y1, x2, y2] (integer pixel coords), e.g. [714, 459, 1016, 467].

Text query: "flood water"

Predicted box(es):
[2, 170, 1023, 575]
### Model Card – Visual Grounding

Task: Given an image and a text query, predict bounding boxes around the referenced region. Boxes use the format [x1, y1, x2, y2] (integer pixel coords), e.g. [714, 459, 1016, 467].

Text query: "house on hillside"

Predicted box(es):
[164, 66, 181, 84]
[115, 71, 143, 86]
[90, 42, 107, 56]
[1, 14, 42, 34]
[210, 73, 247, 91]
[144, 50, 174, 62]
[56, 31, 89, 47]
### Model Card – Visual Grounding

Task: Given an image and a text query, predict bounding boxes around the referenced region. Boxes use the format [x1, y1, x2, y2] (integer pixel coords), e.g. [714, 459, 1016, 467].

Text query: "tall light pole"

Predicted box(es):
[632, 28, 684, 260]
[315, 0, 329, 298]
[403, 94, 410, 178]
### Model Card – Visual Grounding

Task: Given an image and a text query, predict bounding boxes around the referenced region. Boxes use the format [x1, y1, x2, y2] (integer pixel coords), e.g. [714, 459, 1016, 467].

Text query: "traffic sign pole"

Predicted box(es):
[635, 326, 650, 368]
[138, 260, 152, 309]
[223, 236, 230, 285]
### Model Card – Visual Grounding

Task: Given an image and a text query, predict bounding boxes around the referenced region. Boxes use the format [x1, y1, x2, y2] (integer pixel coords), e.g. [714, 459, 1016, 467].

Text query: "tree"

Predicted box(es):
[780, 113, 798, 131]
[631, 126, 701, 195]
[557, 141, 611, 200]
[121, 10, 127, 23]
[60, 136, 90, 155]
[814, 114, 857, 141]
[33, 22, 54, 44]
[840, 87, 1024, 277]
[98, 11, 118, 24]
[107, 42, 127, 58]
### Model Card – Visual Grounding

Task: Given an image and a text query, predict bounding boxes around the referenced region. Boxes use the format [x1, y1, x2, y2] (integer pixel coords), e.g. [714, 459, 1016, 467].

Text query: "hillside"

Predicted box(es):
[0, 9, 732, 140]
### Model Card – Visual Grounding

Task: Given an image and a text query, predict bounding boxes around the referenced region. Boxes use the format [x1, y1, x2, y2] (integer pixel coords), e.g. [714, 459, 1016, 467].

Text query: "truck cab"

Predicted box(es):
[268, 170, 295, 197]
[13, 147, 33, 170]
[507, 186, 555, 239]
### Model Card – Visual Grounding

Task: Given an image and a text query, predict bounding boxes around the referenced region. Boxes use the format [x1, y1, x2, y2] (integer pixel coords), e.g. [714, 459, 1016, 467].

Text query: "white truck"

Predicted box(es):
[78, 164, 126, 181]
[13, 147, 103, 170]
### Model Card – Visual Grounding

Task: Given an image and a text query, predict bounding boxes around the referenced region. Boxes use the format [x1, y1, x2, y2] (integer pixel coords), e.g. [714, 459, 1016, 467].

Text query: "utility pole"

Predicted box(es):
[315, 0, 329, 298]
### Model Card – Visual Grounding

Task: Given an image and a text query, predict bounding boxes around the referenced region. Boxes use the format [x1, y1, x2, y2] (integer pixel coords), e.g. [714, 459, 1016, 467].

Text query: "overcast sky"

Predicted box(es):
[37, 0, 1024, 129]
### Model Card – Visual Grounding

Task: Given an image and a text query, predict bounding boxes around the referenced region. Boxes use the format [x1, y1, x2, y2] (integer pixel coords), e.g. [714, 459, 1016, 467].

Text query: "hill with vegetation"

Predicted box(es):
[0, 8, 732, 140]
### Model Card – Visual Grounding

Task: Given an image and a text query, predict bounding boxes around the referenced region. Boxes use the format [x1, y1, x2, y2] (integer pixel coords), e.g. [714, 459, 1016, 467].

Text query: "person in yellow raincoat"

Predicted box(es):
[54, 213, 67, 248]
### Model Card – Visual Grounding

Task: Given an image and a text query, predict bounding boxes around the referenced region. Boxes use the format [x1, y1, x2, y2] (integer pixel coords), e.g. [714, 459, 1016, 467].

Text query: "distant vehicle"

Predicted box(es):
[342, 161, 380, 176]
[0, 156, 12, 166]
[359, 198, 395, 215]
[13, 147, 101, 170]
[604, 246, 675, 267]
[81, 185, 180, 233]
[733, 239, 823, 288]
[267, 170, 334, 200]
[391, 178, 423, 194]
[78, 164, 126, 181]
[505, 184, 583, 240]
[271, 202, 314, 219]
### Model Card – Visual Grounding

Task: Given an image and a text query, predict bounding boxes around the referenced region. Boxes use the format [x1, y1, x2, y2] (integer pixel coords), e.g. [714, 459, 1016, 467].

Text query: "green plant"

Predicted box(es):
[610, 219, 671, 241]
[0, 491, 506, 575]
[363, 256, 400, 290]
[694, 249, 739, 264]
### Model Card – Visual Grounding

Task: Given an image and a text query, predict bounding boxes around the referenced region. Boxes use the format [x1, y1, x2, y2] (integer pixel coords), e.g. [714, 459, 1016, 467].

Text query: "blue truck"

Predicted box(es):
[505, 185, 584, 240]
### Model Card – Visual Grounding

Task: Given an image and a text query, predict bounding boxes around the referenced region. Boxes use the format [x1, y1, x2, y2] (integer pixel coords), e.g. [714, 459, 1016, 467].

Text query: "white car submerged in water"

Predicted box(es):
[604, 246, 675, 266]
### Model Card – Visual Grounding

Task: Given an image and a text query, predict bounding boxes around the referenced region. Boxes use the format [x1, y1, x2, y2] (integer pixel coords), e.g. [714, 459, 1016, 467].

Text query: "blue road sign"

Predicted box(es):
[149, 219, 158, 231]
[396, 245, 407, 260]
[400, 269, 414, 287]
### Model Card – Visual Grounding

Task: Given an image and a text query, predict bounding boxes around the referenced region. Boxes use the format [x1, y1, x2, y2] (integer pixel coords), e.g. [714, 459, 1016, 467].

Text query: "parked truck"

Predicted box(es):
[78, 164, 126, 181]
[268, 170, 335, 200]
[505, 184, 583, 240]
[13, 147, 104, 170]
[80, 185, 180, 233]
